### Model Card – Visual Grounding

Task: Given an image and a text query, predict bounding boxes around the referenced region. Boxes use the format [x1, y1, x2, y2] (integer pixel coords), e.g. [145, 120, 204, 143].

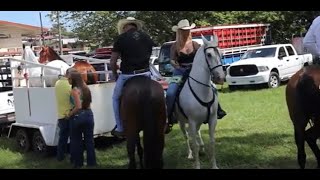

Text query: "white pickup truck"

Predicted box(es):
[0, 58, 14, 116]
[226, 44, 313, 89]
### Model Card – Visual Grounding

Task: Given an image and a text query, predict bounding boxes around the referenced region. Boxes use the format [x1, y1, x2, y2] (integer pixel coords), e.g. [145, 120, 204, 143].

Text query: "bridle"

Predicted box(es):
[177, 45, 223, 123]
[189, 46, 222, 87]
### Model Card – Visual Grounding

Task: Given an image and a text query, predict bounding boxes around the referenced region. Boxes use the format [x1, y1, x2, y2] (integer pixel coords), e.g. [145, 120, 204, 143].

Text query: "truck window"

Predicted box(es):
[158, 44, 172, 64]
[278, 47, 287, 59]
[241, 47, 277, 59]
[158, 43, 175, 76]
[285, 46, 295, 56]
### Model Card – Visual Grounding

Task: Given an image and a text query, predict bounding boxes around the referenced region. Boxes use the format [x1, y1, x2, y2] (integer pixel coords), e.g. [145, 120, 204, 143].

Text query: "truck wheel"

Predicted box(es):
[16, 129, 30, 152]
[268, 72, 280, 88]
[32, 131, 47, 155]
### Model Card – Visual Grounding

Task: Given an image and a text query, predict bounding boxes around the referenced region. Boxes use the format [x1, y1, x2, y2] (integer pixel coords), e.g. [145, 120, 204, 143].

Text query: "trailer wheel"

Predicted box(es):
[16, 129, 30, 152]
[32, 131, 47, 155]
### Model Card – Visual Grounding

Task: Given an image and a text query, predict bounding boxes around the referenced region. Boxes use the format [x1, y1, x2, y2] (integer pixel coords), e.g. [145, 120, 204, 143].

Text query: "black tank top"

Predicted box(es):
[176, 41, 197, 64]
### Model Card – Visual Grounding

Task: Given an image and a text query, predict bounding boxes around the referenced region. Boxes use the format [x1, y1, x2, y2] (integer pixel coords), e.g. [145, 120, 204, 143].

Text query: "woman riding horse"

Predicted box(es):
[176, 34, 225, 169]
[165, 19, 227, 134]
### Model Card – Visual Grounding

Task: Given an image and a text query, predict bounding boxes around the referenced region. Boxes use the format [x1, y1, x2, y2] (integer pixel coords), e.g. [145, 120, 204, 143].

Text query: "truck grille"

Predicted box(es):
[229, 65, 258, 76]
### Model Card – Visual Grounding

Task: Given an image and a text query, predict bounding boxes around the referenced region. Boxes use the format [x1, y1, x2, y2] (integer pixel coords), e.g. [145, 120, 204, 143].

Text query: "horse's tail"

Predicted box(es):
[141, 78, 165, 169]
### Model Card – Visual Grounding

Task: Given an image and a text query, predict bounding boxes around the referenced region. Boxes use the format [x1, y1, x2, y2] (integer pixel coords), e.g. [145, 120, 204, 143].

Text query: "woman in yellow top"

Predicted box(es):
[55, 69, 72, 162]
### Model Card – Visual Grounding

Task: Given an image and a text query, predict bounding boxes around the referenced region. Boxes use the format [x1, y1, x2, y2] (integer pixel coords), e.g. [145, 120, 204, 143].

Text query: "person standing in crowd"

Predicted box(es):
[55, 69, 72, 162]
[68, 68, 97, 168]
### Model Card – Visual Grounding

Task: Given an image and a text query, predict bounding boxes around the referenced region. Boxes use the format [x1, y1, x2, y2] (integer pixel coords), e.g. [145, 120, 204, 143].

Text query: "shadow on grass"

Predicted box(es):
[163, 128, 304, 169]
[94, 136, 125, 150]
[0, 135, 127, 169]
[217, 81, 288, 94]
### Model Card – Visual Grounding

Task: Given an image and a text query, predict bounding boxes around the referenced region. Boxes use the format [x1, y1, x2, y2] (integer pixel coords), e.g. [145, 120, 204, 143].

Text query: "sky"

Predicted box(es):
[0, 11, 52, 28]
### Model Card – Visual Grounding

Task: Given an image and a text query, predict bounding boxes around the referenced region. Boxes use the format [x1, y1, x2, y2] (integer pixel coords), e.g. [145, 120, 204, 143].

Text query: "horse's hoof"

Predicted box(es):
[212, 166, 219, 169]
[199, 149, 205, 156]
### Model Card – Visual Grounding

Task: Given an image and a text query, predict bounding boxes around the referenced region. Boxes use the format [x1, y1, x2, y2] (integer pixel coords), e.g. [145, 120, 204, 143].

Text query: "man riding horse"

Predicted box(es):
[110, 17, 157, 137]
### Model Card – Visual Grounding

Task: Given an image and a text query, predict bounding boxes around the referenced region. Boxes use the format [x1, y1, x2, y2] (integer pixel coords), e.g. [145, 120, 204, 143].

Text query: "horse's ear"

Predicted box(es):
[212, 34, 219, 46]
[201, 34, 210, 45]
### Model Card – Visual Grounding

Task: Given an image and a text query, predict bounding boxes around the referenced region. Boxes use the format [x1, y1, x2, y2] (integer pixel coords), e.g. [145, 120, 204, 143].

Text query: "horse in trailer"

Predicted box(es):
[172, 35, 225, 169]
[39, 46, 98, 85]
[22, 45, 70, 87]
[286, 65, 320, 169]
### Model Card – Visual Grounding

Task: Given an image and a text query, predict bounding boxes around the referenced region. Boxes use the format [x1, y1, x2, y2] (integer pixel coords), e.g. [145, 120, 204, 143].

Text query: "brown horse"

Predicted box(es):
[39, 46, 98, 84]
[286, 65, 320, 169]
[120, 76, 166, 169]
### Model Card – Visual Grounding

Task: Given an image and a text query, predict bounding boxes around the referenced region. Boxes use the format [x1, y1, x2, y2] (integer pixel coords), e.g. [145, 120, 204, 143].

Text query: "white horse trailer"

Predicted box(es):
[7, 56, 117, 154]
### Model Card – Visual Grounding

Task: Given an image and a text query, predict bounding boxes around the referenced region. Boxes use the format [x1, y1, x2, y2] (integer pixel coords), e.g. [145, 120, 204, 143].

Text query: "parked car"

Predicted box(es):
[226, 44, 313, 89]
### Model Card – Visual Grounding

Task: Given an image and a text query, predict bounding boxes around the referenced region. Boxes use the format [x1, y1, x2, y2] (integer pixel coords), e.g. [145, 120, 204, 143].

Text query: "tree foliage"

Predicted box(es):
[48, 11, 320, 47]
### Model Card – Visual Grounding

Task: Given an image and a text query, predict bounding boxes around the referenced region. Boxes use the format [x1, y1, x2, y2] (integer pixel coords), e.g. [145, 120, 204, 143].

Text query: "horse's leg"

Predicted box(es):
[178, 119, 193, 159]
[293, 118, 308, 169]
[188, 121, 200, 169]
[126, 134, 137, 169]
[305, 122, 320, 168]
[208, 117, 219, 169]
[196, 124, 205, 156]
[136, 134, 144, 169]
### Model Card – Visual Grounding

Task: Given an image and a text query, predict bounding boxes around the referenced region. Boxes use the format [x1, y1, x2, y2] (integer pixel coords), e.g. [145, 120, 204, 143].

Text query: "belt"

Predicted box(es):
[122, 68, 150, 75]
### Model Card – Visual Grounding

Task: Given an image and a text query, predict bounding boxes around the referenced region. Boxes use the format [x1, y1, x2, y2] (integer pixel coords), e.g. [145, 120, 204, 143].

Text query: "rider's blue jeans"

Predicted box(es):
[166, 68, 189, 119]
[112, 71, 151, 132]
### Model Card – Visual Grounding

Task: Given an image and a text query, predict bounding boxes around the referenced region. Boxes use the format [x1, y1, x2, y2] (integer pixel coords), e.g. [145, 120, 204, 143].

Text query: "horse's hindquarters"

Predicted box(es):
[120, 76, 166, 169]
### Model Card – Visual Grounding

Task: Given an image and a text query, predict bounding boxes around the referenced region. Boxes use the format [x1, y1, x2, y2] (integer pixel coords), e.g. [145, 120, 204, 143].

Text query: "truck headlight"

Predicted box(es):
[257, 66, 269, 72]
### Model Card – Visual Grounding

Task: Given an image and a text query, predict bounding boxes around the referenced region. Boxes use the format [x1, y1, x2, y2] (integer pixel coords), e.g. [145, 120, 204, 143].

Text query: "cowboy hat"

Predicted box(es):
[117, 17, 144, 34]
[172, 19, 196, 32]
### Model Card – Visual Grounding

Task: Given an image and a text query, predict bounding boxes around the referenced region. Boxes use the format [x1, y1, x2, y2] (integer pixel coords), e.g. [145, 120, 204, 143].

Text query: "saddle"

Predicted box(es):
[172, 67, 218, 124]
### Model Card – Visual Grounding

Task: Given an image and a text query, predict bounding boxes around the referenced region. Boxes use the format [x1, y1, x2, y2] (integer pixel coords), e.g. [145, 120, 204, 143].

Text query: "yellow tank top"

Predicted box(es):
[55, 77, 72, 119]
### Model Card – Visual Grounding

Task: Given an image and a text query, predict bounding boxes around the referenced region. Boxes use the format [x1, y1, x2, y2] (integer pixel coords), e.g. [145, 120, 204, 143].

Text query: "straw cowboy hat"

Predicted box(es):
[172, 19, 196, 32]
[117, 17, 144, 34]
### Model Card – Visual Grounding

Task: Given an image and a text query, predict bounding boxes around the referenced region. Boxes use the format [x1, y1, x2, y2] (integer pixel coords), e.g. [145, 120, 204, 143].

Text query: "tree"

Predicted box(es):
[48, 11, 135, 47]
[50, 23, 76, 38]
[48, 11, 320, 46]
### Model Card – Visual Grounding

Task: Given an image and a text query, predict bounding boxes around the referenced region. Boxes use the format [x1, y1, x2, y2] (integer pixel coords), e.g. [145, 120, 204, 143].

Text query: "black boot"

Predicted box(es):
[217, 103, 227, 119]
[164, 122, 173, 134]
[165, 112, 176, 134]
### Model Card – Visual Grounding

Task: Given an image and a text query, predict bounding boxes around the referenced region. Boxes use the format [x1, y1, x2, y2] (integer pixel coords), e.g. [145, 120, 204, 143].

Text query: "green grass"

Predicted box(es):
[0, 84, 317, 169]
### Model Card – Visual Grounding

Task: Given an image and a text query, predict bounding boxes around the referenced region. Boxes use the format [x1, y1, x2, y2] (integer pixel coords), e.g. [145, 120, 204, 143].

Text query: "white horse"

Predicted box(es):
[175, 35, 225, 169]
[22, 46, 70, 87]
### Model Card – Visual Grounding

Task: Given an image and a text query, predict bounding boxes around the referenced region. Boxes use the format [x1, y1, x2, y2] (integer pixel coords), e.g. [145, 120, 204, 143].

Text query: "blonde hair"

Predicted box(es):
[175, 29, 193, 52]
